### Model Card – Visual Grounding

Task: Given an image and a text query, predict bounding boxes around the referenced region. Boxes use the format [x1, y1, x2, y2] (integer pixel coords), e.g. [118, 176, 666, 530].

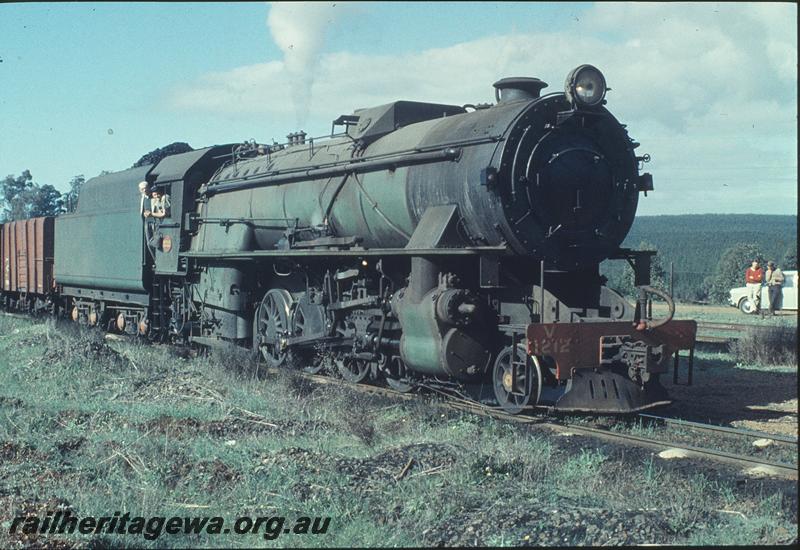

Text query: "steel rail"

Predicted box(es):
[697, 322, 751, 331]
[695, 321, 794, 343]
[694, 334, 732, 344]
[695, 321, 793, 332]
[695, 321, 745, 343]
[637, 413, 798, 445]
[535, 423, 798, 479]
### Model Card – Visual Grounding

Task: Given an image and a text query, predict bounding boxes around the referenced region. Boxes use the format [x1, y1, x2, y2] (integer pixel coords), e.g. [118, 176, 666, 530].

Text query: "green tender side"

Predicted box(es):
[55, 166, 151, 293]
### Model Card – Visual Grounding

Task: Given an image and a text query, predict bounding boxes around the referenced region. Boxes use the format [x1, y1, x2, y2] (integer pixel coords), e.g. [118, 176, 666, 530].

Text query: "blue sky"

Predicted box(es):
[0, 2, 796, 215]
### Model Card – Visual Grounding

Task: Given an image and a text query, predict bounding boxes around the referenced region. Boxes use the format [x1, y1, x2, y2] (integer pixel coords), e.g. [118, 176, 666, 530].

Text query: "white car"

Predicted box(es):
[729, 270, 798, 313]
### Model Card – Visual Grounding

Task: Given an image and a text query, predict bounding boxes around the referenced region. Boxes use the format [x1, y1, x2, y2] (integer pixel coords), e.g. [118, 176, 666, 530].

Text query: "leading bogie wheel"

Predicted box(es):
[492, 344, 542, 414]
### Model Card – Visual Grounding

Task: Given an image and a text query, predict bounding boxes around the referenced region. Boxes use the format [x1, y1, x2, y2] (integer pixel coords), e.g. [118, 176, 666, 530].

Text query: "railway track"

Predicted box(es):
[695, 321, 792, 343]
[301, 371, 798, 480]
[637, 413, 798, 446]
[696, 322, 746, 343]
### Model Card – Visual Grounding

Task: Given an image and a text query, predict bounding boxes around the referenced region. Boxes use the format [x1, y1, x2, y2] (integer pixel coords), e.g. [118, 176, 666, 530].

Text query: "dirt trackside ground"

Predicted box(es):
[0, 315, 796, 547]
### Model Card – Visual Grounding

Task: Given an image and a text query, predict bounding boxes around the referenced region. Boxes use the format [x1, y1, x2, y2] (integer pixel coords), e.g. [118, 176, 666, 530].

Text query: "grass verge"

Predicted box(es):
[0, 315, 796, 547]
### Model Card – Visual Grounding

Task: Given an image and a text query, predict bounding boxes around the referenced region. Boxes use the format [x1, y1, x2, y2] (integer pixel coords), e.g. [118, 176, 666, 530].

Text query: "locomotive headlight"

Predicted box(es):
[565, 65, 607, 108]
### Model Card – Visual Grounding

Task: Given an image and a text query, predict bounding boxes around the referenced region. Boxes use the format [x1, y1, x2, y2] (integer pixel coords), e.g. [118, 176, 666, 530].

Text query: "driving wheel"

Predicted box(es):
[255, 289, 292, 368]
[335, 353, 370, 383]
[384, 356, 414, 393]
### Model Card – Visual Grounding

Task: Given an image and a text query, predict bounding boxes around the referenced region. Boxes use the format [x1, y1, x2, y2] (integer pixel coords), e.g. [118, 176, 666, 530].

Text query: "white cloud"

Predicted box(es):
[743, 2, 798, 81]
[167, 2, 797, 213]
[170, 61, 286, 114]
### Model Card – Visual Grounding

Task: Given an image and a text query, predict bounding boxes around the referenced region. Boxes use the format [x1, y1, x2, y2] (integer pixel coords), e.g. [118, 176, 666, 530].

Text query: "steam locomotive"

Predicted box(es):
[1, 65, 696, 413]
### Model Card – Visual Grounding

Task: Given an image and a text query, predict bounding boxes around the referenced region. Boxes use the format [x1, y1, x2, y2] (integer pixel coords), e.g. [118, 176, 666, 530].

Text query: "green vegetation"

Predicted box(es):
[2, 142, 192, 222]
[0, 315, 796, 547]
[132, 142, 194, 169]
[730, 326, 798, 367]
[1, 171, 65, 221]
[62, 175, 85, 213]
[602, 214, 797, 302]
[603, 239, 666, 298]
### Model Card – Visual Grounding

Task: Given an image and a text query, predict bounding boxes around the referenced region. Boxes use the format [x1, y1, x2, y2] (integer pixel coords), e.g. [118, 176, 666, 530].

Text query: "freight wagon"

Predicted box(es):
[0, 217, 55, 312]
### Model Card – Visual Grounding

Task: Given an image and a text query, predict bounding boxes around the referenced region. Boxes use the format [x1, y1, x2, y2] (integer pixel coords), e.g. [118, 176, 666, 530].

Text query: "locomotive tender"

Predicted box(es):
[3, 65, 697, 414]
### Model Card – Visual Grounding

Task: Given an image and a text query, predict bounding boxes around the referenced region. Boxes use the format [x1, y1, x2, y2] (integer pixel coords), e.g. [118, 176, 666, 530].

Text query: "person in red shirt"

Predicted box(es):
[745, 260, 764, 313]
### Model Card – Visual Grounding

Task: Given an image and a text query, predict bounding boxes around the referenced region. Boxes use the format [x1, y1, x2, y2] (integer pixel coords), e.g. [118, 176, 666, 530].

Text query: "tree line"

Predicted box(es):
[0, 142, 193, 223]
[0, 170, 84, 221]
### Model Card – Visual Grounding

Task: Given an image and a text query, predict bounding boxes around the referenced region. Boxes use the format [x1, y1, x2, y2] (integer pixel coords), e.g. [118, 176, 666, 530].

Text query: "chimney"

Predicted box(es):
[492, 77, 548, 103]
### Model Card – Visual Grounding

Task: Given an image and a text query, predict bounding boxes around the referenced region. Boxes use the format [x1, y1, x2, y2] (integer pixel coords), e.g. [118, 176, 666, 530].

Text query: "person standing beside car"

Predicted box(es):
[745, 260, 764, 313]
[765, 261, 784, 315]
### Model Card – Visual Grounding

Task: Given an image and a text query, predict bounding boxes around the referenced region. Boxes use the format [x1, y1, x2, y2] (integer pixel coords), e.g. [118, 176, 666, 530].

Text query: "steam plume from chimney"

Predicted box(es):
[267, 2, 339, 128]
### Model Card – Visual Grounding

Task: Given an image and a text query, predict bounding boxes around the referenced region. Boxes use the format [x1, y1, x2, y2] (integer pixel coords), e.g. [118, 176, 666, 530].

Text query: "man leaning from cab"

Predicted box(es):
[146, 188, 171, 219]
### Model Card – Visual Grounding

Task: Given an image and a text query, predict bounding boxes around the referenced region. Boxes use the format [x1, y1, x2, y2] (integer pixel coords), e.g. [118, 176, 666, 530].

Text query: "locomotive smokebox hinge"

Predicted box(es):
[480, 166, 499, 188]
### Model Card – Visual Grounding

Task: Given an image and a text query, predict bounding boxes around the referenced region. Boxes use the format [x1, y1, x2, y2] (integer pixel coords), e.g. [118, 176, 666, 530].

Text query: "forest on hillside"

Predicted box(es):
[601, 214, 797, 303]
